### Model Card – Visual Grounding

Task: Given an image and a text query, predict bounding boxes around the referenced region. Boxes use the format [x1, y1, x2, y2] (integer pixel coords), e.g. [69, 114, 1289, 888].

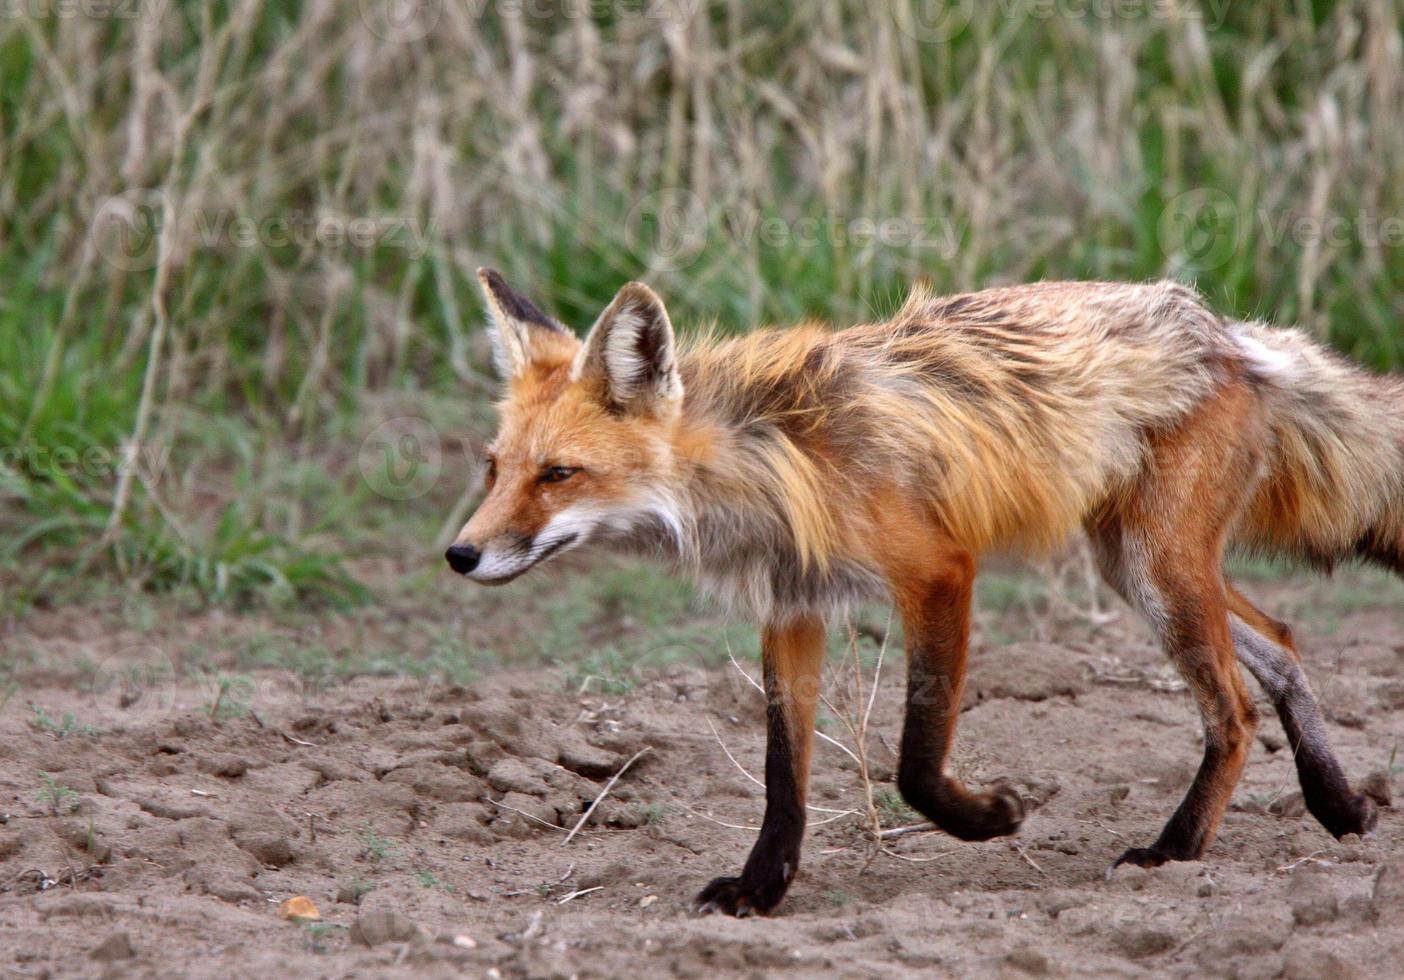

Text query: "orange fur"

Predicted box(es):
[452, 270, 1390, 915]
[459, 274, 1403, 608]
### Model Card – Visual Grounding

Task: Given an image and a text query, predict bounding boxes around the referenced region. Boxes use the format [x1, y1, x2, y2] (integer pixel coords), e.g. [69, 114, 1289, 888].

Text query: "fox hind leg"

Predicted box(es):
[1089, 516, 1259, 867]
[1227, 586, 1376, 839]
[1087, 385, 1266, 869]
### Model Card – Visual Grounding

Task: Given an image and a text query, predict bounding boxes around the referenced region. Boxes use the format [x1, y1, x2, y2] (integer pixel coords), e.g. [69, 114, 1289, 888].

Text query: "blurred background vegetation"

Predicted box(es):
[1, 0, 1401, 619]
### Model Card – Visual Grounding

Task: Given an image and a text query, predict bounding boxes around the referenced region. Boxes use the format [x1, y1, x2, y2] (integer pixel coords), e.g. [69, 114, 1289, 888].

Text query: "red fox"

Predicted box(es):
[447, 269, 1397, 915]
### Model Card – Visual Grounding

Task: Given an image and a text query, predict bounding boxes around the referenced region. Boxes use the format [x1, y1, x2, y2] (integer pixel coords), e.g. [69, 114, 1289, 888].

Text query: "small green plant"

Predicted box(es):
[826, 889, 850, 907]
[875, 790, 919, 827]
[1388, 744, 1401, 778]
[643, 803, 669, 825]
[560, 647, 641, 695]
[30, 707, 98, 738]
[36, 771, 79, 815]
[1247, 788, 1285, 810]
[359, 823, 394, 861]
[339, 879, 371, 904]
[302, 921, 342, 954]
[203, 674, 252, 719]
[31, 706, 59, 732]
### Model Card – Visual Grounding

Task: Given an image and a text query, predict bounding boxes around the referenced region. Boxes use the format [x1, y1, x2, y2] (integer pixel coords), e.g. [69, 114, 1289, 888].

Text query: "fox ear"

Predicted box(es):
[477, 268, 574, 379]
[574, 282, 683, 415]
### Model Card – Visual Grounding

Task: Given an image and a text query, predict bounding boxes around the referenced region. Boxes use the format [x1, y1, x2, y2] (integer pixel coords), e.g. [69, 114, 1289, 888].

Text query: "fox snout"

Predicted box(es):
[444, 543, 481, 575]
[445, 528, 583, 584]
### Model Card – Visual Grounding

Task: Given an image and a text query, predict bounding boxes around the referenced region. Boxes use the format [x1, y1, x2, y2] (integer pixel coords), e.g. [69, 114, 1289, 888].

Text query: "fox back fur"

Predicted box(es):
[454, 274, 1404, 620]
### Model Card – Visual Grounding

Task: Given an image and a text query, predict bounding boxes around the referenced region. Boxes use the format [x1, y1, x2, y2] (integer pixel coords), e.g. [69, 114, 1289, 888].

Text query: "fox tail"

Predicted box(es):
[1230, 321, 1404, 575]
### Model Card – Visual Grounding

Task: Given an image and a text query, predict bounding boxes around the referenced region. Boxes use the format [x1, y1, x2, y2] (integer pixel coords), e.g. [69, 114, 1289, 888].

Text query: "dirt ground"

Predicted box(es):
[3, 567, 1403, 978]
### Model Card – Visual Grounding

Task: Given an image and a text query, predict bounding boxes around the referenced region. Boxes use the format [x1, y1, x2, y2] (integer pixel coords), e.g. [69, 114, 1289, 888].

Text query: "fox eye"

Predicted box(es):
[540, 465, 581, 484]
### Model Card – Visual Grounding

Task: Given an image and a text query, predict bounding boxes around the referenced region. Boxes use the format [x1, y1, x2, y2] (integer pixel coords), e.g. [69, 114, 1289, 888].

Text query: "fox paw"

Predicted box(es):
[898, 778, 1026, 841]
[693, 874, 787, 918]
[1105, 842, 1203, 879]
[983, 784, 1027, 838]
[939, 783, 1026, 841]
[1109, 846, 1172, 873]
[1317, 791, 1378, 840]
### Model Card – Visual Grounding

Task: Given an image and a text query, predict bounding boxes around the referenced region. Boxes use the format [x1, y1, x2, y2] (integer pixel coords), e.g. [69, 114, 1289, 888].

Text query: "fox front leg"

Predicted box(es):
[695, 616, 824, 916]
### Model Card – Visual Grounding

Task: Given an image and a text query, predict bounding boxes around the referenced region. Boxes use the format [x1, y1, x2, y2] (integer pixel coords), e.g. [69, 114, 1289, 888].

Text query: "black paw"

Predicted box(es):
[898, 776, 1027, 842]
[1316, 791, 1378, 840]
[984, 784, 1027, 838]
[939, 784, 1026, 841]
[693, 873, 788, 917]
[1110, 846, 1172, 873]
[1105, 843, 1203, 879]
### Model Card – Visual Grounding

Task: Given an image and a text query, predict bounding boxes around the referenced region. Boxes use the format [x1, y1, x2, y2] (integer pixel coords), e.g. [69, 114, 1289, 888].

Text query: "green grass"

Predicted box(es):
[358, 823, 395, 862]
[0, 2, 1399, 646]
[202, 672, 254, 720]
[1224, 553, 1307, 584]
[35, 771, 80, 816]
[30, 708, 99, 738]
[875, 789, 921, 827]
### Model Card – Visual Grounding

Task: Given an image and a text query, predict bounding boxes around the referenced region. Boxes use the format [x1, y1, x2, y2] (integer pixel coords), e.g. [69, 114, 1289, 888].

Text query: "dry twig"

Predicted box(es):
[563, 746, 650, 845]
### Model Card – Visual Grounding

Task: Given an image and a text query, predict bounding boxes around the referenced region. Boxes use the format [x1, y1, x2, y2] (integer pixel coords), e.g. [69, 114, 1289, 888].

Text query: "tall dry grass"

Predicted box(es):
[1, 0, 1401, 606]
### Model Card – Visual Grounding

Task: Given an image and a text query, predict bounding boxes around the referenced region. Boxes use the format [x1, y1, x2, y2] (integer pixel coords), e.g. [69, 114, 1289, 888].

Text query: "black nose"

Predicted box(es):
[444, 544, 481, 574]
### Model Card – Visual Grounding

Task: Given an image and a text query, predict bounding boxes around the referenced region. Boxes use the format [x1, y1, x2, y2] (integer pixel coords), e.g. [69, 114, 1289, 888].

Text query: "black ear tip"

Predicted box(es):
[479, 269, 561, 332]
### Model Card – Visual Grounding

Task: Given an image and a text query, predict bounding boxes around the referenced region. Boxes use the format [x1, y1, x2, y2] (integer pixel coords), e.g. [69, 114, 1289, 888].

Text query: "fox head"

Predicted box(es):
[445, 269, 688, 584]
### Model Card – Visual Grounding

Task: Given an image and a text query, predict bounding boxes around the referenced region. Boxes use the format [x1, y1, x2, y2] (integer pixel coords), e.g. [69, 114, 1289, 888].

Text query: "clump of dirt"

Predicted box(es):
[2, 588, 1402, 977]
